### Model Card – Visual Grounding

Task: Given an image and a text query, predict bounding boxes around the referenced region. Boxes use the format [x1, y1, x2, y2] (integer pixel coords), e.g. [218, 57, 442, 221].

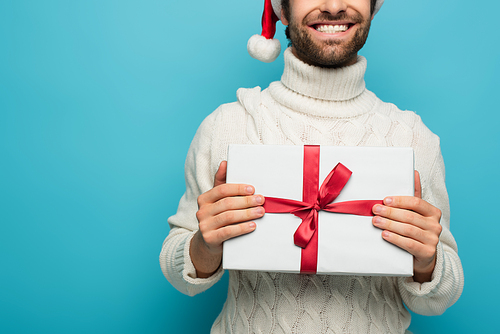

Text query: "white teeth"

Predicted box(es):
[316, 25, 349, 34]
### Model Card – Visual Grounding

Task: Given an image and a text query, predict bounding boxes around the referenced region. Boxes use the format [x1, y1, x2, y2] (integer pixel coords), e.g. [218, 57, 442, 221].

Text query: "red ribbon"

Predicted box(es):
[263, 145, 383, 274]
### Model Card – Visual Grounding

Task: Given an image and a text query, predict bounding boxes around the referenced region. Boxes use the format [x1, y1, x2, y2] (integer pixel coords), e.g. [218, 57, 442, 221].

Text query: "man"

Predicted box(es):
[160, 0, 464, 332]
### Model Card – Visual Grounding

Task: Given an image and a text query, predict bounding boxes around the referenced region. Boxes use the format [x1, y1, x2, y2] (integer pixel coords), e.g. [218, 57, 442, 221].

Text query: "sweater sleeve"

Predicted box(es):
[159, 110, 225, 296]
[398, 143, 464, 315]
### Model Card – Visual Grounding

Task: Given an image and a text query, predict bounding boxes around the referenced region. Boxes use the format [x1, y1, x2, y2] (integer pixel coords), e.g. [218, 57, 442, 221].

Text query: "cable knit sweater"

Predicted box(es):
[160, 48, 464, 333]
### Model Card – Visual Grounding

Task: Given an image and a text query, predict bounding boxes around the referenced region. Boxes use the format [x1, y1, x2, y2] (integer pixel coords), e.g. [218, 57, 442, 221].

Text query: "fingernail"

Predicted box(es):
[249, 222, 256, 229]
[373, 216, 382, 226]
[246, 186, 254, 194]
[384, 197, 393, 205]
[254, 207, 264, 215]
[373, 205, 382, 214]
[255, 195, 263, 204]
[382, 230, 390, 238]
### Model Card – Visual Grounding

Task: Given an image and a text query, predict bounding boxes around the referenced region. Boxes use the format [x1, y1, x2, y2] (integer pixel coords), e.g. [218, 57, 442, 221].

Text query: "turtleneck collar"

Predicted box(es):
[267, 48, 377, 118]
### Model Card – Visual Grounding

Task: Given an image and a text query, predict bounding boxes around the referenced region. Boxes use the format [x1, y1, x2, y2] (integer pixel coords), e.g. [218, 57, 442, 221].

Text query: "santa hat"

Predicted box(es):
[247, 0, 385, 63]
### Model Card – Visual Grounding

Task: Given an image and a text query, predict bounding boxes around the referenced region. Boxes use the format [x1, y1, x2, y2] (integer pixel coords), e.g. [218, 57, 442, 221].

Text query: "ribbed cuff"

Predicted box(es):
[181, 231, 225, 285]
[400, 241, 444, 297]
[160, 230, 224, 296]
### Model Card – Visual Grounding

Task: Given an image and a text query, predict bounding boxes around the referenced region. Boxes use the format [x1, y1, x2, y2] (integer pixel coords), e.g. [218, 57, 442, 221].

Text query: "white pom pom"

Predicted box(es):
[247, 34, 281, 63]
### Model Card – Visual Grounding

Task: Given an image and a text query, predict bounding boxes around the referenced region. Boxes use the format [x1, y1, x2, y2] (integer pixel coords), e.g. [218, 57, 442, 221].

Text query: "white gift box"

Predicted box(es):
[223, 144, 414, 276]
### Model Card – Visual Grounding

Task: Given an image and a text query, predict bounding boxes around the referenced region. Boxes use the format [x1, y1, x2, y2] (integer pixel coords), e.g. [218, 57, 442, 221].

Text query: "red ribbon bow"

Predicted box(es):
[263, 145, 382, 274]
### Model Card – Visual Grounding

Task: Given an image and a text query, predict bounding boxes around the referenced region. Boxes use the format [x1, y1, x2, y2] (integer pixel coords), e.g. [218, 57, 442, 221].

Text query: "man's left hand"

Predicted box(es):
[372, 171, 443, 283]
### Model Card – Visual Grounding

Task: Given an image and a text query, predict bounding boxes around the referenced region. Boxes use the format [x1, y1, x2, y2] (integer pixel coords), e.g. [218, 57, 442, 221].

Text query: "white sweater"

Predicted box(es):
[160, 48, 464, 333]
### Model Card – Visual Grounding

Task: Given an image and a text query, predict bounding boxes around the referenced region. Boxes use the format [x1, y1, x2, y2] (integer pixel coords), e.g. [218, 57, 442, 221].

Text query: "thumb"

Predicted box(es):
[214, 161, 227, 187]
[414, 170, 422, 199]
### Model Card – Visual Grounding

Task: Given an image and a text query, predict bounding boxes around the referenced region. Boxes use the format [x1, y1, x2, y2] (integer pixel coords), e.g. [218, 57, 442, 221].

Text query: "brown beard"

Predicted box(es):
[288, 12, 371, 68]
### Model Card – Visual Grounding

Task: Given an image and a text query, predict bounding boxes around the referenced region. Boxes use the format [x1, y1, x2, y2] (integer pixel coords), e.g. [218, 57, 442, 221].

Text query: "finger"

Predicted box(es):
[380, 230, 437, 263]
[214, 161, 227, 187]
[372, 216, 438, 245]
[414, 170, 422, 199]
[372, 203, 428, 230]
[198, 183, 255, 207]
[381, 196, 441, 219]
[205, 221, 257, 246]
[206, 194, 265, 217]
[204, 206, 265, 231]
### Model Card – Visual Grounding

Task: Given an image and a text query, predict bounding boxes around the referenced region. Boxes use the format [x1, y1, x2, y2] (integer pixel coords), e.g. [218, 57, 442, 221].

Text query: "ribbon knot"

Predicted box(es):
[263, 145, 382, 274]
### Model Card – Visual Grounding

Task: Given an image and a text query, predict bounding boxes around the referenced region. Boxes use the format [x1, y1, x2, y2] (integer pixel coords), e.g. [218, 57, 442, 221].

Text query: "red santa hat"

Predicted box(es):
[247, 0, 385, 63]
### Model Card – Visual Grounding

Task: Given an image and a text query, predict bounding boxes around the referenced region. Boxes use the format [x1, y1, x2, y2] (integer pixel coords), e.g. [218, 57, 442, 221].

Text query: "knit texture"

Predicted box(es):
[159, 48, 464, 333]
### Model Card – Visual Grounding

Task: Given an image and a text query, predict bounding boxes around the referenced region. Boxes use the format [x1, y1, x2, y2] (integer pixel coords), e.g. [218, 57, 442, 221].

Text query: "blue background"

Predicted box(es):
[1, 0, 498, 333]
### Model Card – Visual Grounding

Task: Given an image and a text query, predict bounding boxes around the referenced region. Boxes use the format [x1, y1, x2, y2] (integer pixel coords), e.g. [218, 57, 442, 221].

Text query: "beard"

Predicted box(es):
[287, 12, 371, 68]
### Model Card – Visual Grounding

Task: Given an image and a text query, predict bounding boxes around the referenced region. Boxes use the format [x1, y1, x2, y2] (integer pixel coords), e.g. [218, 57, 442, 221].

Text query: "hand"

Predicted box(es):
[190, 161, 265, 278]
[372, 171, 443, 283]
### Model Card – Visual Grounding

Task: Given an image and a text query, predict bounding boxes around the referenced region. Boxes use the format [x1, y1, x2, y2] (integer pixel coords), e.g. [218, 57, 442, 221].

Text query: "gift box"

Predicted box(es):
[223, 144, 414, 276]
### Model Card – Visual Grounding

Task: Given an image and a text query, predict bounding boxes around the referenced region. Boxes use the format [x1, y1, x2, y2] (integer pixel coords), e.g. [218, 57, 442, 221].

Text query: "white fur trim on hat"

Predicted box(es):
[373, 0, 385, 15]
[271, 0, 384, 17]
[271, 0, 282, 18]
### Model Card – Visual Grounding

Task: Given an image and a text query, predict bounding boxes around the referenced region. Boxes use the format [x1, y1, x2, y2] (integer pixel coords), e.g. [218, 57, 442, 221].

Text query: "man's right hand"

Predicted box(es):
[190, 161, 265, 278]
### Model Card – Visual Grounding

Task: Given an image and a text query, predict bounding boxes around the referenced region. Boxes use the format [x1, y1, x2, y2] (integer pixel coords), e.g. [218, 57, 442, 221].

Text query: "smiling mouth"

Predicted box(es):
[313, 24, 353, 34]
